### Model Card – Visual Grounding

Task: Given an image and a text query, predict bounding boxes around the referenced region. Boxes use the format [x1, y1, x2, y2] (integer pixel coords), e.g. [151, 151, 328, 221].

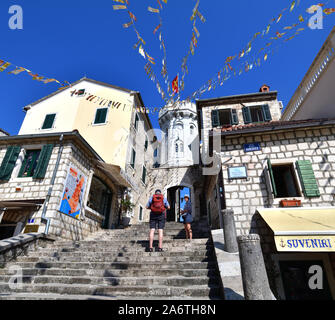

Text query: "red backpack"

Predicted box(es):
[150, 194, 166, 214]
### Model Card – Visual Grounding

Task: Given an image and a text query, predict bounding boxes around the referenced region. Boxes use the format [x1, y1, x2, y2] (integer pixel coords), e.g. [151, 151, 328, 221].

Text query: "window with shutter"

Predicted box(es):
[0, 146, 21, 181]
[94, 108, 108, 124]
[18, 149, 41, 178]
[296, 160, 320, 197]
[267, 158, 278, 198]
[42, 114, 56, 130]
[262, 104, 272, 121]
[231, 109, 239, 125]
[242, 107, 252, 124]
[211, 110, 220, 127]
[33, 144, 54, 179]
[266, 159, 302, 198]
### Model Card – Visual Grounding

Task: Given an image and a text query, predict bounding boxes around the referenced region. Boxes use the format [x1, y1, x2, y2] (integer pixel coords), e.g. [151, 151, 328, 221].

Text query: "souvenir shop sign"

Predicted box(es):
[275, 235, 335, 252]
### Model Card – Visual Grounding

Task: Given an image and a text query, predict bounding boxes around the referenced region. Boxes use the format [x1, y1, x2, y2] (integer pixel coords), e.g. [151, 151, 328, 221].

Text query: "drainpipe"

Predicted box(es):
[41, 134, 64, 235]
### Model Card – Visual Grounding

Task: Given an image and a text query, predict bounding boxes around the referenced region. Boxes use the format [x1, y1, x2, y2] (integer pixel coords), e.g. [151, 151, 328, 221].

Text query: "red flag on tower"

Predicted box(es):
[172, 75, 179, 94]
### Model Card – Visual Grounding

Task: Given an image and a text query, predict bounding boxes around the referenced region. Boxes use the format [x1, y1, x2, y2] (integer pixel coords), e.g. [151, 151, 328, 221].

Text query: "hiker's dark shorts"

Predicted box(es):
[149, 212, 165, 230]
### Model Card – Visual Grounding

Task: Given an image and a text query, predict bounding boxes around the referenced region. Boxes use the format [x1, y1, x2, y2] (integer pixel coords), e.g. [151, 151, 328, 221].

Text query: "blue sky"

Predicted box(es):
[0, 0, 334, 135]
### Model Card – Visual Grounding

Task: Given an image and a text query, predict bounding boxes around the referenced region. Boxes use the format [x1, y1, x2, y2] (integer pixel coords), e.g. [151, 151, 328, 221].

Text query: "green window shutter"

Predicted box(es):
[94, 108, 107, 124]
[0, 146, 21, 181]
[262, 104, 272, 122]
[231, 109, 239, 125]
[242, 106, 252, 124]
[42, 114, 56, 130]
[33, 144, 54, 179]
[211, 110, 220, 127]
[267, 158, 278, 197]
[296, 160, 320, 197]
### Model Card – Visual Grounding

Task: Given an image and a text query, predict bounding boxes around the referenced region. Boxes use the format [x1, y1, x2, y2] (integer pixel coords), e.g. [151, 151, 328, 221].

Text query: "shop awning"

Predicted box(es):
[96, 162, 132, 188]
[257, 207, 335, 252]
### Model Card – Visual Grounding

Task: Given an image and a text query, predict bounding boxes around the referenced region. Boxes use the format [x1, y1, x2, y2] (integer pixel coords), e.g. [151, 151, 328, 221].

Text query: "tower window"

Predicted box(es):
[190, 125, 195, 135]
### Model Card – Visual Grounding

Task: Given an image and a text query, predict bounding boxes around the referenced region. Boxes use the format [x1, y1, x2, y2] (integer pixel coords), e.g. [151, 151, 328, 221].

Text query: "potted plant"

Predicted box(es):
[120, 197, 135, 227]
[280, 199, 302, 207]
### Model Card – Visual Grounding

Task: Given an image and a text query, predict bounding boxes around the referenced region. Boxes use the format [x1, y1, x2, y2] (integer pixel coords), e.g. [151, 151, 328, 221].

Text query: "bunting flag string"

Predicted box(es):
[113, 0, 168, 104]
[178, 0, 206, 97]
[186, 1, 333, 102]
[0, 58, 67, 87]
[113, 0, 334, 111]
[150, 0, 171, 99]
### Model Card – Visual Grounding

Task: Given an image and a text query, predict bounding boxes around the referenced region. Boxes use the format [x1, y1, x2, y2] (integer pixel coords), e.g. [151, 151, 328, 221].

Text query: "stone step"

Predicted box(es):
[24, 250, 213, 259]
[94, 228, 210, 234]
[54, 238, 211, 247]
[0, 292, 215, 300]
[37, 245, 213, 254]
[5, 261, 217, 270]
[0, 275, 220, 286]
[0, 268, 218, 278]
[33, 244, 213, 252]
[0, 282, 222, 298]
[15, 254, 213, 263]
[86, 234, 211, 240]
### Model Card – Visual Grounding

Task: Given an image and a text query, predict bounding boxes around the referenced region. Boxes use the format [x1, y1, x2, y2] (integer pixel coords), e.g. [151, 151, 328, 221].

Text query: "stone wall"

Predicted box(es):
[200, 98, 282, 154]
[0, 140, 120, 240]
[219, 126, 335, 236]
[125, 109, 155, 225]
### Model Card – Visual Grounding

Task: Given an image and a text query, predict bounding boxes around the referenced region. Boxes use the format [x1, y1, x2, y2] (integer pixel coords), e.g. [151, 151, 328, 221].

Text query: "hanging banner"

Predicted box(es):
[59, 164, 87, 220]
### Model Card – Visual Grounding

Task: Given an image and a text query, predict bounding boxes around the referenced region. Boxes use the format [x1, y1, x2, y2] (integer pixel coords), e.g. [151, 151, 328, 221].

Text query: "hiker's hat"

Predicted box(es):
[184, 194, 190, 199]
[155, 189, 162, 194]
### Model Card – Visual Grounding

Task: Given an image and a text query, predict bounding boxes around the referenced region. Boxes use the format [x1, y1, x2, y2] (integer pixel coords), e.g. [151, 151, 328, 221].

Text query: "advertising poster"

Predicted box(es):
[59, 164, 87, 219]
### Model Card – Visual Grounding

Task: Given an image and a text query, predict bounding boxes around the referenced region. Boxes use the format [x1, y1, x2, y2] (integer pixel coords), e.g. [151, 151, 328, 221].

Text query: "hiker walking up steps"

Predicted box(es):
[146, 189, 170, 252]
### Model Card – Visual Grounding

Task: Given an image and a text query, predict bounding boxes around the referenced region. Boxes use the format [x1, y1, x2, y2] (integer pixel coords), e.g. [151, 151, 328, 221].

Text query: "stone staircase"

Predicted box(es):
[0, 219, 224, 300]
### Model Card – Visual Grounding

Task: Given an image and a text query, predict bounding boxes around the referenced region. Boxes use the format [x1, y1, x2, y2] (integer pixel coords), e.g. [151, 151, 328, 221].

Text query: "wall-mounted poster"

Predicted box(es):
[59, 164, 87, 219]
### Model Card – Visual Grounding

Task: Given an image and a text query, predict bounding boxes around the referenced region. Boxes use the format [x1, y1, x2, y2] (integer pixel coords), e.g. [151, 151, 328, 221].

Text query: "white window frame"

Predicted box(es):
[264, 158, 304, 204]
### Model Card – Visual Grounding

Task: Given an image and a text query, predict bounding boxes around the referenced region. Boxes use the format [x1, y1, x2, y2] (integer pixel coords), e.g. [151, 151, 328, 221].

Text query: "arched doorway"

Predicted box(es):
[166, 186, 191, 222]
